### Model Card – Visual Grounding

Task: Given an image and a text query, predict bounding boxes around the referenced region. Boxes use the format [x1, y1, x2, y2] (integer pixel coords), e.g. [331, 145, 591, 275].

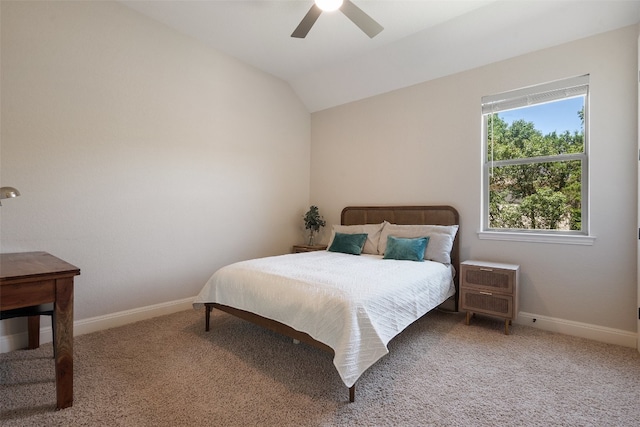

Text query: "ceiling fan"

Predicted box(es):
[291, 0, 383, 39]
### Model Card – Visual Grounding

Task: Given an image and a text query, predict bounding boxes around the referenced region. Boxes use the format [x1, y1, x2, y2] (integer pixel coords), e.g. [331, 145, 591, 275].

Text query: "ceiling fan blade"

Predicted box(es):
[291, 4, 323, 38]
[340, 0, 383, 38]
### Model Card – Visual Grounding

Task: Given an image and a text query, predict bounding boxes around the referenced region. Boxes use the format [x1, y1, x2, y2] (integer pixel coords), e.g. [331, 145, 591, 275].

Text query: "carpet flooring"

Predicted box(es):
[1, 308, 639, 426]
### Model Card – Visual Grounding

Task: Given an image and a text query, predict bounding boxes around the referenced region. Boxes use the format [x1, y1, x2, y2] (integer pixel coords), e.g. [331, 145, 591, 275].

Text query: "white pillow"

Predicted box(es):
[327, 222, 387, 255]
[378, 224, 458, 264]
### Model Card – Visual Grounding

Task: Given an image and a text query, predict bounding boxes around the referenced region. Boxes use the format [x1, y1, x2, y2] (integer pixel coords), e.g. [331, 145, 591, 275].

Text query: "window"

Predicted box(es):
[480, 75, 593, 245]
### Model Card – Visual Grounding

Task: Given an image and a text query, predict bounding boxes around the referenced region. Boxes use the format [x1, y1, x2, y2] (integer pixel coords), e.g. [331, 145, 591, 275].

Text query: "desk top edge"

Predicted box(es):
[0, 251, 80, 281]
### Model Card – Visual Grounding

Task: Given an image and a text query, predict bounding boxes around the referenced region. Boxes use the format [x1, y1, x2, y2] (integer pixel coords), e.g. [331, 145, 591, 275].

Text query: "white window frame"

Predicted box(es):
[478, 75, 595, 245]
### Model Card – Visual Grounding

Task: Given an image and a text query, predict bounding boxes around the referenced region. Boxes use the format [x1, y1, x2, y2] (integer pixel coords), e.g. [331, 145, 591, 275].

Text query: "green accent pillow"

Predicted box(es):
[383, 236, 430, 262]
[328, 232, 368, 255]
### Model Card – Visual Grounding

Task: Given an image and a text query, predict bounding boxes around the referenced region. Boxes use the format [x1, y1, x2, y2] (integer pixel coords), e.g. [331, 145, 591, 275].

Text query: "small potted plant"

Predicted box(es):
[303, 205, 326, 246]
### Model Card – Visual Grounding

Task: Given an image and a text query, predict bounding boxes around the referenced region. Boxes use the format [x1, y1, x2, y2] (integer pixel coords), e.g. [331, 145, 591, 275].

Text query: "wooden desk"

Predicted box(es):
[0, 252, 80, 409]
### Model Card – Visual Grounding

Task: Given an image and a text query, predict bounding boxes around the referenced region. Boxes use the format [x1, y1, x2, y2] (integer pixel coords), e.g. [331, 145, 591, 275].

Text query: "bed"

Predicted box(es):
[193, 205, 460, 402]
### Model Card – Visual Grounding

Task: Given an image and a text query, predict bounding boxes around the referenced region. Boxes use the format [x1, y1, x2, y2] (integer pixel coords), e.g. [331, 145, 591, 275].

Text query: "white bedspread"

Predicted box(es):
[193, 251, 455, 388]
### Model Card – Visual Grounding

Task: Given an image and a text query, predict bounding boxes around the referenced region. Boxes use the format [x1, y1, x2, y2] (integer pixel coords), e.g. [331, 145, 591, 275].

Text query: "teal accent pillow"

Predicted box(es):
[328, 232, 368, 255]
[383, 236, 430, 262]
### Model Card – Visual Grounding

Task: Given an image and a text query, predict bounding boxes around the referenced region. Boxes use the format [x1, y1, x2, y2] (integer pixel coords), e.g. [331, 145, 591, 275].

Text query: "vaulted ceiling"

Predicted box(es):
[121, 1, 640, 112]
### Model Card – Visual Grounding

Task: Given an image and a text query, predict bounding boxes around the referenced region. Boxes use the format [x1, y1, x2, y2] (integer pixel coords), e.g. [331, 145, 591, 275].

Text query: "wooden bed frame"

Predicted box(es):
[204, 205, 460, 402]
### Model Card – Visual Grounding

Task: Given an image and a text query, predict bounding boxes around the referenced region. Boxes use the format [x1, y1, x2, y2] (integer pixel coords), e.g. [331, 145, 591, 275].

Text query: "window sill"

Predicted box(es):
[477, 231, 596, 246]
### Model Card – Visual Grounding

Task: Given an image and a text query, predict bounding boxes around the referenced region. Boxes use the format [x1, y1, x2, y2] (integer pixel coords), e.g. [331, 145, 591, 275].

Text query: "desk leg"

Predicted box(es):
[54, 277, 74, 410]
[27, 315, 41, 349]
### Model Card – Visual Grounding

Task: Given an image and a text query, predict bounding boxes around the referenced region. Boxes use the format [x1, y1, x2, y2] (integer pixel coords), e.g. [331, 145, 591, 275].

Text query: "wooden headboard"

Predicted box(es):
[341, 205, 460, 310]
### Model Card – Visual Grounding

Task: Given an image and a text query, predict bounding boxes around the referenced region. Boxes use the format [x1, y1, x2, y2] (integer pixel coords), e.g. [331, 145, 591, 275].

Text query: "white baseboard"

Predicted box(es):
[3, 302, 637, 353]
[0, 297, 195, 353]
[516, 311, 637, 348]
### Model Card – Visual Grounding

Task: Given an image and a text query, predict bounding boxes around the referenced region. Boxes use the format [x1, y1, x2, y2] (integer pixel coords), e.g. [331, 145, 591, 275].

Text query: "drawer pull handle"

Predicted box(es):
[479, 268, 494, 272]
[479, 291, 493, 296]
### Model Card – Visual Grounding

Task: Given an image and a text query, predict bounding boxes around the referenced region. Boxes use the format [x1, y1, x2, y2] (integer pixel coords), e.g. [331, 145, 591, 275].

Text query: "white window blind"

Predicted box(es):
[482, 74, 589, 114]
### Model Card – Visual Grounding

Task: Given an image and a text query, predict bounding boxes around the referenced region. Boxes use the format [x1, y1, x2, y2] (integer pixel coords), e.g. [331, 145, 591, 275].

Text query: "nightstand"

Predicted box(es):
[459, 260, 520, 335]
[292, 244, 327, 253]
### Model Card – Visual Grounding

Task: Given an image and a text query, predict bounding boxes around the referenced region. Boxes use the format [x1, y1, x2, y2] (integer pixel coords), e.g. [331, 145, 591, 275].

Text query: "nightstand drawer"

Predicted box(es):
[461, 263, 516, 293]
[460, 288, 514, 319]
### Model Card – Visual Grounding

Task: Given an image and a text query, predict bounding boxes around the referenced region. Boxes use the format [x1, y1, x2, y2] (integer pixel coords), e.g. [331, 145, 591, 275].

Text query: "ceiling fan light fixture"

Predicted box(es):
[292, 0, 382, 39]
[315, 0, 343, 12]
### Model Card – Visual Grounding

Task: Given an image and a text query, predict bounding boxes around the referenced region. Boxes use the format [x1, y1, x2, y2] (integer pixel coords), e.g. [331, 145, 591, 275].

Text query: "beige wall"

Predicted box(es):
[311, 26, 638, 336]
[1, 1, 637, 349]
[0, 1, 310, 341]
